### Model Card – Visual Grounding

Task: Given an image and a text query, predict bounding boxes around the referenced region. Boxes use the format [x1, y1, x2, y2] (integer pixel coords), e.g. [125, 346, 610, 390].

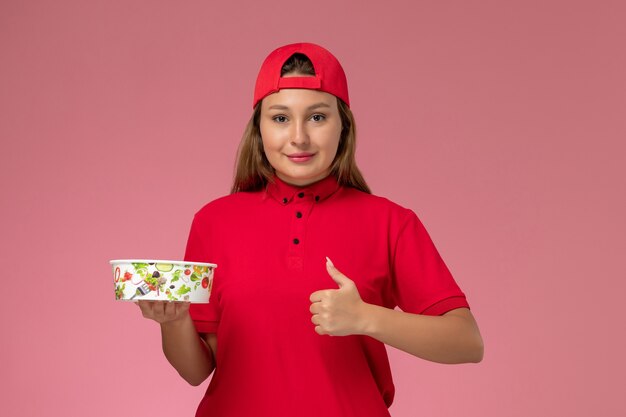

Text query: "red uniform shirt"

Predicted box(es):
[185, 174, 469, 417]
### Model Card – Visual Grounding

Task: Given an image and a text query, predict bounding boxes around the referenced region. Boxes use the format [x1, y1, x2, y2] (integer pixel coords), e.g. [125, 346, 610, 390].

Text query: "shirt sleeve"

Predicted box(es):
[391, 210, 470, 316]
[184, 213, 220, 333]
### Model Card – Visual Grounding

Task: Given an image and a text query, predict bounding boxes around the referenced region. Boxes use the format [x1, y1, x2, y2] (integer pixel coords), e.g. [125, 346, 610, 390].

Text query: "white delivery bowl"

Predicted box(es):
[110, 260, 217, 303]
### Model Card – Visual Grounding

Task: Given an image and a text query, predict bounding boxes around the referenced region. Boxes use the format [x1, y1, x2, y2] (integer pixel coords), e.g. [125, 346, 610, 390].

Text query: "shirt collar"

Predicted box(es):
[266, 174, 340, 205]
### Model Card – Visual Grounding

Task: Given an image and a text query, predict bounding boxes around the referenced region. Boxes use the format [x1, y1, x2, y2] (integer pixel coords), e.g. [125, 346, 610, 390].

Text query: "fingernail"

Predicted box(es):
[326, 257, 334, 267]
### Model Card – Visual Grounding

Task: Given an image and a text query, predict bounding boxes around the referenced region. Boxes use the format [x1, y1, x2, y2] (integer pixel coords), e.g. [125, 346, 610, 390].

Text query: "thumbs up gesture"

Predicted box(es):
[309, 257, 369, 336]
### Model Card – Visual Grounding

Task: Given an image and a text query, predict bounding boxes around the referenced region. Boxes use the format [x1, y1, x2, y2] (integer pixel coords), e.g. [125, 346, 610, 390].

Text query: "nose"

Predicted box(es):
[290, 120, 310, 146]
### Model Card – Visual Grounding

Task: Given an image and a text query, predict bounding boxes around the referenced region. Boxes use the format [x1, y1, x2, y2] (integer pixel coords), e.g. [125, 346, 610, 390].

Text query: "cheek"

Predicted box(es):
[324, 126, 342, 157]
[260, 139, 276, 163]
[259, 123, 282, 151]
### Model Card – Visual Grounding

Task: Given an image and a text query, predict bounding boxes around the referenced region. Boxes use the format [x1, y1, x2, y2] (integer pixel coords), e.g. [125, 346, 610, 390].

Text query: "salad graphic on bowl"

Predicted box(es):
[111, 260, 216, 303]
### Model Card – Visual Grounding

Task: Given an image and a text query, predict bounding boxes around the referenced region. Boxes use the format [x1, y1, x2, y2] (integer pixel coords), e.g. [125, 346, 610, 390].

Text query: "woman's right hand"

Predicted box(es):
[136, 300, 191, 325]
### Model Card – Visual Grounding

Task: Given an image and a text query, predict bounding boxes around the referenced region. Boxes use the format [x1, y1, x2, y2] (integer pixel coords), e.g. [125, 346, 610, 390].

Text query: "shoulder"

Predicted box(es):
[333, 187, 419, 236]
[339, 186, 416, 220]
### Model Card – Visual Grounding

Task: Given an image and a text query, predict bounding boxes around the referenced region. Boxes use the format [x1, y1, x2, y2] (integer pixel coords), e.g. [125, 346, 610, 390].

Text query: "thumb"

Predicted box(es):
[325, 257, 351, 288]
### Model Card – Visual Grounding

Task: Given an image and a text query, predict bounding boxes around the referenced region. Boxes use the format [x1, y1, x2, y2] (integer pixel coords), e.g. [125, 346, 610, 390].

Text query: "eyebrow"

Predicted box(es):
[267, 102, 332, 111]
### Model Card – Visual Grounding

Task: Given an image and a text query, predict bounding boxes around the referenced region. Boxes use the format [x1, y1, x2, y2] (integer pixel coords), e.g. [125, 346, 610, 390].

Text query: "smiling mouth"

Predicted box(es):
[287, 153, 315, 163]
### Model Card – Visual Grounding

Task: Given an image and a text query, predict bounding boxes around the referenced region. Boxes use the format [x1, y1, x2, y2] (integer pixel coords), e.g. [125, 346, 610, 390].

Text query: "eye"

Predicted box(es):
[311, 114, 326, 122]
[272, 115, 288, 123]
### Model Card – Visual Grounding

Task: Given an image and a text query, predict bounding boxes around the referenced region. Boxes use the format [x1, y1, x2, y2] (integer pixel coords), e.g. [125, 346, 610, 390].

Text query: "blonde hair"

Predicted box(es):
[231, 53, 370, 194]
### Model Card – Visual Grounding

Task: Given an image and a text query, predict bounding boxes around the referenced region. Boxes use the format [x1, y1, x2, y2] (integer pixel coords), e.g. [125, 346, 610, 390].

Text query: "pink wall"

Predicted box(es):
[1, 1, 624, 416]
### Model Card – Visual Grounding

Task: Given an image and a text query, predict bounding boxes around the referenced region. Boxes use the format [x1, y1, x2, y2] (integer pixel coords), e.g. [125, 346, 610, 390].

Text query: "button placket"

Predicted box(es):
[287, 193, 312, 270]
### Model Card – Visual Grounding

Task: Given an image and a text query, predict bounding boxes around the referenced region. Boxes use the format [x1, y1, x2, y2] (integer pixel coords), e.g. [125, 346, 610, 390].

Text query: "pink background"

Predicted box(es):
[1, 1, 624, 416]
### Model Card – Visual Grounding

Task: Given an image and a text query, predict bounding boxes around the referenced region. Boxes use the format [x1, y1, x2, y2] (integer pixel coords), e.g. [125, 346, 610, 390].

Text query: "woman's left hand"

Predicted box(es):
[309, 258, 370, 336]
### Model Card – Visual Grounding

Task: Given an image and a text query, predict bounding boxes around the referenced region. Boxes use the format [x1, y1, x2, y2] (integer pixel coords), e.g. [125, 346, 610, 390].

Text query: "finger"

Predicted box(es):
[309, 291, 324, 303]
[163, 301, 177, 317]
[153, 300, 176, 321]
[137, 300, 152, 317]
[178, 301, 191, 314]
[314, 325, 326, 335]
[162, 301, 177, 318]
[325, 257, 352, 288]
[174, 301, 190, 317]
[309, 303, 320, 314]
[148, 302, 160, 319]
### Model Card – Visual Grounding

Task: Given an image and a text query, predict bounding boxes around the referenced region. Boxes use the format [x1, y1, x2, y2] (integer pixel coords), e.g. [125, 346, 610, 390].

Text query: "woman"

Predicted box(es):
[138, 42, 483, 417]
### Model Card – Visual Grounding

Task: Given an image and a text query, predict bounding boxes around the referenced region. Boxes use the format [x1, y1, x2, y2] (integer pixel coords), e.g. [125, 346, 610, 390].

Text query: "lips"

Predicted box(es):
[287, 153, 315, 163]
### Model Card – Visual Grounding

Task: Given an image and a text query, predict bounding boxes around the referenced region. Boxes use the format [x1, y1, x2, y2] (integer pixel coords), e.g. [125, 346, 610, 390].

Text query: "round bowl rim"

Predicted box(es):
[109, 259, 217, 268]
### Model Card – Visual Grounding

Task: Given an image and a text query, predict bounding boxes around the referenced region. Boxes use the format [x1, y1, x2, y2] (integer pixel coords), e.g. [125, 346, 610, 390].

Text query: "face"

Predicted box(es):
[260, 88, 342, 187]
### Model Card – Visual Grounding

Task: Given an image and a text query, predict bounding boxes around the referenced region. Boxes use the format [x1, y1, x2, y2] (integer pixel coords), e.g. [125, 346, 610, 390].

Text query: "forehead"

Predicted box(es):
[261, 89, 338, 111]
